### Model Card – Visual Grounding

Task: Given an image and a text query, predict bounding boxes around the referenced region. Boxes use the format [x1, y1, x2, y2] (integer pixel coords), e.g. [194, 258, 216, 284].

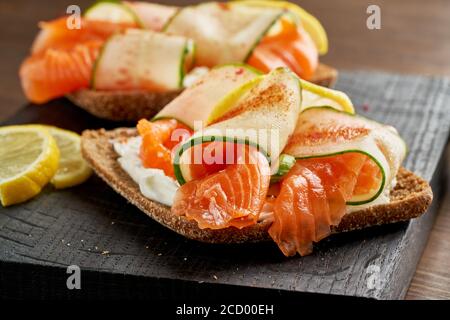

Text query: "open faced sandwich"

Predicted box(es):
[20, 1, 336, 121]
[81, 65, 432, 256]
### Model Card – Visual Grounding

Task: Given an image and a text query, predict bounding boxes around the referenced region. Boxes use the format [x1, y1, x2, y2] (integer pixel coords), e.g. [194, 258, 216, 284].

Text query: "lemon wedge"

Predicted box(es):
[47, 127, 92, 189]
[232, 0, 329, 55]
[300, 79, 354, 114]
[0, 125, 59, 206]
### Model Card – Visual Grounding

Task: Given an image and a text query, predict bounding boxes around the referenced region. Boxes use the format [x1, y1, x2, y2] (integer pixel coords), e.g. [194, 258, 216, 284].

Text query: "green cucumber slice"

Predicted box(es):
[270, 154, 296, 183]
[284, 106, 407, 206]
[178, 41, 196, 88]
[212, 62, 263, 76]
[164, 2, 283, 67]
[124, 1, 178, 31]
[173, 135, 271, 185]
[206, 75, 264, 125]
[91, 29, 193, 91]
[153, 64, 260, 129]
[296, 149, 387, 206]
[173, 67, 302, 185]
[84, 1, 141, 26]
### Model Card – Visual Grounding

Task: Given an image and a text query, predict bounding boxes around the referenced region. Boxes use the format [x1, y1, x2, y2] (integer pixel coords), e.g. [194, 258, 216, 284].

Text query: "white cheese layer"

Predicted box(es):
[113, 136, 178, 206]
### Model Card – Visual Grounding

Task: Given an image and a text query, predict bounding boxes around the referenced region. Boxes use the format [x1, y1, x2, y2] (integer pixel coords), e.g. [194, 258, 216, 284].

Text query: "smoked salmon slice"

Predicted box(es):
[20, 40, 103, 104]
[269, 152, 382, 256]
[20, 17, 134, 103]
[31, 17, 134, 54]
[137, 119, 193, 178]
[247, 19, 318, 80]
[172, 143, 271, 229]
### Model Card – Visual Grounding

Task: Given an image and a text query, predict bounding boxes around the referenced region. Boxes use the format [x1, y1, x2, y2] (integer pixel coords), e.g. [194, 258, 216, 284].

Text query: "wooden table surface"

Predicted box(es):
[0, 0, 449, 300]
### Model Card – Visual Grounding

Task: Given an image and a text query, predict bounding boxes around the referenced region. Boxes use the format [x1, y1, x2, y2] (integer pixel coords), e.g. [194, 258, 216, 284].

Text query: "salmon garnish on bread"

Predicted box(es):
[20, 1, 337, 121]
[81, 66, 432, 256]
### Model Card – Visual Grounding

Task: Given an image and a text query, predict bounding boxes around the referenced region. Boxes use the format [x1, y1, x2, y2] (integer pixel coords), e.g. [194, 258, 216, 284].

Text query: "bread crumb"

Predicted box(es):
[102, 250, 110, 255]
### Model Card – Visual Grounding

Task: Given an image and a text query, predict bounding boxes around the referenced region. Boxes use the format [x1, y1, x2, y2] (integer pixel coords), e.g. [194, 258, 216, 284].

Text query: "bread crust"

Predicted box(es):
[309, 63, 338, 88]
[81, 128, 432, 244]
[68, 63, 337, 121]
[67, 89, 181, 121]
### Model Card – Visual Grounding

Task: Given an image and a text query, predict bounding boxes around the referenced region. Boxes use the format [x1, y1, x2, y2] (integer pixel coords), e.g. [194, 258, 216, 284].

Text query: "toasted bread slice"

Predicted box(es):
[81, 127, 432, 244]
[68, 63, 337, 122]
[309, 63, 338, 87]
[67, 89, 182, 122]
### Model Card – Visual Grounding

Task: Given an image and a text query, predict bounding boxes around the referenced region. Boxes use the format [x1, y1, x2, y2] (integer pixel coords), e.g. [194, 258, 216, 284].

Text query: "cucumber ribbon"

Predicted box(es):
[164, 2, 284, 67]
[92, 29, 194, 91]
[173, 67, 302, 185]
[153, 64, 260, 128]
[282, 107, 407, 205]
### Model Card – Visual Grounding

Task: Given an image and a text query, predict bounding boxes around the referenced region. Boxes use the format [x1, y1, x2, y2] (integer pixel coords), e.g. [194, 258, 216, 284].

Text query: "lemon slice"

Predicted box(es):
[47, 127, 93, 189]
[232, 0, 329, 55]
[0, 125, 59, 206]
[300, 79, 355, 114]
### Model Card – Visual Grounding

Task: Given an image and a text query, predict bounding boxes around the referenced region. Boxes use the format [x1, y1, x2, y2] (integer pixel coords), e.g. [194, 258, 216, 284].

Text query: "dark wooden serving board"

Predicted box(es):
[1, 70, 449, 300]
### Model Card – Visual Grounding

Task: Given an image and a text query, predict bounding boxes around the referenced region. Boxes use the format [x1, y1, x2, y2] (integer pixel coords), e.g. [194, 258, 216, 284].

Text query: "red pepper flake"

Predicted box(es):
[235, 68, 244, 75]
[361, 103, 370, 112]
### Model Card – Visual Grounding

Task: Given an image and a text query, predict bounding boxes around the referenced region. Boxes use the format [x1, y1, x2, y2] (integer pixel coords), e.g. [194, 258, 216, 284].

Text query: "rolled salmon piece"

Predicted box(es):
[171, 68, 302, 230]
[269, 107, 407, 256]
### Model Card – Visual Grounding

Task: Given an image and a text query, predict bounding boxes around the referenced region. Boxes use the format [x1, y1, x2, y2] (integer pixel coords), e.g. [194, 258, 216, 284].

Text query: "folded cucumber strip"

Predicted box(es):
[206, 76, 264, 125]
[173, 135, 270, 185]
[92, 29, 194, 91]
[297, 147, 388, 206]
[164, 2, 283, 67]
[123, 1, 179, 31]
[84, 1, 141, 25]
[270, 153, 296, 183]
[153, 64, 260, 129]
[231, 0, 329, 55]
[173, 67, 302, 185]
[283, 107, 407, 205]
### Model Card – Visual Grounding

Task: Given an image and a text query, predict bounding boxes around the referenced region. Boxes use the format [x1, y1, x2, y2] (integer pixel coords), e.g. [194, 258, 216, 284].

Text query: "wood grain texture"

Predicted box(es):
[0, 0, 450, 300]
[1, 71, 449, 300]
[406, 147, 450, 300]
